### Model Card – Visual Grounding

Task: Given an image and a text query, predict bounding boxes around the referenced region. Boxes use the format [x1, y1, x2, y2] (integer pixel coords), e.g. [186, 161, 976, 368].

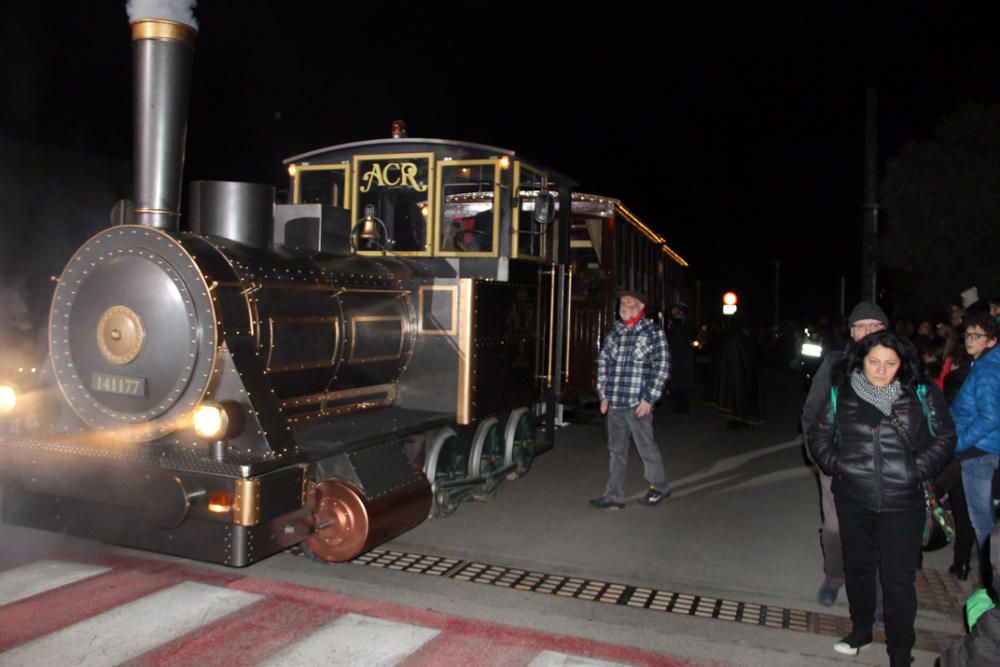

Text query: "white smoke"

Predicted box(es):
[126, 0, 198, 29]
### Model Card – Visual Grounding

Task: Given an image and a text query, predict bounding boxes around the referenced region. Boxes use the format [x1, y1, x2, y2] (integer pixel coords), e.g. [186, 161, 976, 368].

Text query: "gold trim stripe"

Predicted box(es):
[280, 383, 396, 409]
[233, 478, 260, 527]
[418, 285, 458, 335]
[133, 207, 181, 217]
[456, 279, 474, 424]
[131, 19, 198, 45]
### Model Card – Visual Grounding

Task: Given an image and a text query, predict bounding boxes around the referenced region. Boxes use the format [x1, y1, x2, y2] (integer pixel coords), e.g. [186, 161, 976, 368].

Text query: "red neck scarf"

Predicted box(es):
[624, 309, 644, 327]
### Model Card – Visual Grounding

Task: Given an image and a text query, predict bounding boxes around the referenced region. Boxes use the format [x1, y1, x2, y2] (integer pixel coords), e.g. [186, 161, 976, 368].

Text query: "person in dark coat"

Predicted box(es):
[706, 314, 765, 428]
[807, 330, 955, 667]
[666, 302, 695, 414]
[802, 301, 889, 606]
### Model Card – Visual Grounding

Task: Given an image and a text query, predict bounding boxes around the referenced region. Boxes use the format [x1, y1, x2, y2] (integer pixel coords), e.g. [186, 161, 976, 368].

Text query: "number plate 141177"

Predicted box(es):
[90, 372, 146, 397]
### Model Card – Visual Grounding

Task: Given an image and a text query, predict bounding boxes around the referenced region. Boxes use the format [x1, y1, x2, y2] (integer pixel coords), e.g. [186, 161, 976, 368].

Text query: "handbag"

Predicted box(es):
[921, 481, 955, 551]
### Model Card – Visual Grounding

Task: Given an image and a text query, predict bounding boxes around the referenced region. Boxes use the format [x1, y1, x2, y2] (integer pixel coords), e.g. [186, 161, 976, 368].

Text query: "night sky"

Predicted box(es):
[3, 2, 999, 325]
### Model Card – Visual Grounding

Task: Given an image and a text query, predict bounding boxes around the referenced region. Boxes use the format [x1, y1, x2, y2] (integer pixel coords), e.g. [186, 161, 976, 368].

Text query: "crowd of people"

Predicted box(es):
[800, 291, 1000, 666]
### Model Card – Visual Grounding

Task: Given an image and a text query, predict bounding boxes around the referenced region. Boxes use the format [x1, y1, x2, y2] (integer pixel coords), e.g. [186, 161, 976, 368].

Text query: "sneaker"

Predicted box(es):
[816, 580, 840, 606]
[833, 633, 872, 656]
[638, 487, 671, 506]
[589, 496, 625, 510]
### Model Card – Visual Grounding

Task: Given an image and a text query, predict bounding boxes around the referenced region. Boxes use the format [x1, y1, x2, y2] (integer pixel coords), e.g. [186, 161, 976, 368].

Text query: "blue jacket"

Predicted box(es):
[951, 345, 1000, 456]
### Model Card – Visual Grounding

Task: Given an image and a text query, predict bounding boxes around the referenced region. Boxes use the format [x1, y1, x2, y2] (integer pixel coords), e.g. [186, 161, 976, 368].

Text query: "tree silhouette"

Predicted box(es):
[882, 104, 1000, 314]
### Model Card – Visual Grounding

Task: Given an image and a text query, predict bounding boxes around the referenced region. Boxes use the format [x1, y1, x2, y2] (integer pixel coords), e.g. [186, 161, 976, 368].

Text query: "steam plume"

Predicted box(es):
[126, 0, 198, 29]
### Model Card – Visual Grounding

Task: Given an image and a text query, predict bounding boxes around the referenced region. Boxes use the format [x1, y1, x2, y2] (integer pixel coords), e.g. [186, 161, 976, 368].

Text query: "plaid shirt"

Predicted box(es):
[596, 317, 671, 409]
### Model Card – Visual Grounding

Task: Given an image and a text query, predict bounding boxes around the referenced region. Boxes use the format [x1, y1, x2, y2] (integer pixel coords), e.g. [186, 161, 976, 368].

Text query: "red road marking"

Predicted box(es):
[134, 596, 336, 667]
[231, 577, 713, 667]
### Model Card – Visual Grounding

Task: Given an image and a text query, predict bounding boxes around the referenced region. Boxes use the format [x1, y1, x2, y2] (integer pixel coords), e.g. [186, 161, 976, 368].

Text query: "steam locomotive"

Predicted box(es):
[0, 18, 686, 567]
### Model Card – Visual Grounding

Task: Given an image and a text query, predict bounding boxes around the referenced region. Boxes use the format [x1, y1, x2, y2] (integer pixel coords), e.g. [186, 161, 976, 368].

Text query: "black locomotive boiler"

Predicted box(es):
[0, 17, 575, 566]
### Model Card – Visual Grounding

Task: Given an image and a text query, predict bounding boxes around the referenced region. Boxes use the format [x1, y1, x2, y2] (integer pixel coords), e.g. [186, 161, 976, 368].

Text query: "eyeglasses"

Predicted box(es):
[964, 332, 990, 341]
[851, 323, 885, 332]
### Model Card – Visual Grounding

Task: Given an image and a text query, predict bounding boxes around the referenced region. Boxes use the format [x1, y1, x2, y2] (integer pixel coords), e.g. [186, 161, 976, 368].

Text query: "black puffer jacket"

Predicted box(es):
[806, 380, 955, 513]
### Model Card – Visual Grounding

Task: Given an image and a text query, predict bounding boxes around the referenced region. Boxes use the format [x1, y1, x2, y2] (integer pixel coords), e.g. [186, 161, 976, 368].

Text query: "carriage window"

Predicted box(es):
[296, 167, 347, 207]
[354, 155, 432, 253]
[439, 163, 497, 253]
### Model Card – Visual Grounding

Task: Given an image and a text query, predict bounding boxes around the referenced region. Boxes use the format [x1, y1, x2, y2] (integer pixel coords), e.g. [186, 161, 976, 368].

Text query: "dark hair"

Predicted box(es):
[833, 330, 925, 389]
[963, 311, 1000, 340]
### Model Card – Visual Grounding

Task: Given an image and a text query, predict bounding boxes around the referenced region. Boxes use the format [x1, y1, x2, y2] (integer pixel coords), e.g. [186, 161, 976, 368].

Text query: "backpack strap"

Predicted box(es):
[915, 383, 935, 436]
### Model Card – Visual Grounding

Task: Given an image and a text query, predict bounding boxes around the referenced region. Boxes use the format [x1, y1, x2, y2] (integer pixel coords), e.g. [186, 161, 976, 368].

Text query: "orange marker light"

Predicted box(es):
[208, 491, 233, 513]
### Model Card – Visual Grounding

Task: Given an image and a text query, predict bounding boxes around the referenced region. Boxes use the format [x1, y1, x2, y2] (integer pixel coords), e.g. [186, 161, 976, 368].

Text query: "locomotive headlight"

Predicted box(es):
[194, 403, 227, 439]
[0, 385, 16, 414]
[193, 401, 244, 441]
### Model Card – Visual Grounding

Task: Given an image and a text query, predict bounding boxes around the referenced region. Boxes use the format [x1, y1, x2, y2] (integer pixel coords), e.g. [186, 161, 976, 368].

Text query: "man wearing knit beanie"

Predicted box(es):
[848, 302, 890, 330]
[802, 301, 889, 608]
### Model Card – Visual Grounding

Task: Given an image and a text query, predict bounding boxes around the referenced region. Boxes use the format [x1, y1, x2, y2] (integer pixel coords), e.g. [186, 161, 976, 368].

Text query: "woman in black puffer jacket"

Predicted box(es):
[808, 330, 955, 667]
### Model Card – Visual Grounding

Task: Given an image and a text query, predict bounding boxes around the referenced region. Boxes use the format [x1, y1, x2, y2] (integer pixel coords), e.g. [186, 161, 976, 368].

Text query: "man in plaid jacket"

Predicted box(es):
[590, 289, 672, 509]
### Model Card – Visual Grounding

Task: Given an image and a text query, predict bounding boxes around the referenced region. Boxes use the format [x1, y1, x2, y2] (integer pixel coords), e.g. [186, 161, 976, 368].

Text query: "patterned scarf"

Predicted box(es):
[850, 370, 900, 416]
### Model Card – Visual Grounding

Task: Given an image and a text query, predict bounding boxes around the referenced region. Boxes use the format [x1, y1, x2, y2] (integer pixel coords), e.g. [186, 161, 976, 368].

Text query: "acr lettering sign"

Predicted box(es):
[359, 160, 429, 193]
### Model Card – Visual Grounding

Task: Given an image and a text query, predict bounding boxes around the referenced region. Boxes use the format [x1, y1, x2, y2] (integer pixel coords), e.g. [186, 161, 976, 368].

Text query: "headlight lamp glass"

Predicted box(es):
[193, 403, 228, 439]
[0, 385, 16, 414]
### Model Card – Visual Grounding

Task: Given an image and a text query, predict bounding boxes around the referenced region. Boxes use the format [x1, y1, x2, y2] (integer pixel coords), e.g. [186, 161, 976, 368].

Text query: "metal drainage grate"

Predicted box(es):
[346, 548, 964, 655]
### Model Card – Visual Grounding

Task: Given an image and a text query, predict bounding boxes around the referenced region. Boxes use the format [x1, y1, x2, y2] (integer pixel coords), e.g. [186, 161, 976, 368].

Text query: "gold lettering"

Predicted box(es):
[382, 163, 401, 186]
[360, 163, 384, 193]
[400, 163, 427, 192]
[360, 161, 427, 194]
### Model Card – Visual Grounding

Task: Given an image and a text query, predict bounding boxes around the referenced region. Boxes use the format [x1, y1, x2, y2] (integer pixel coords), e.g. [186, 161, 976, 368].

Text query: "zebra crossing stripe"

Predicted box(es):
[0, 560, 109, 606]
[528, 650, 633, 667]
[0, 581, 262, 667]
[258, 612, 440, 666]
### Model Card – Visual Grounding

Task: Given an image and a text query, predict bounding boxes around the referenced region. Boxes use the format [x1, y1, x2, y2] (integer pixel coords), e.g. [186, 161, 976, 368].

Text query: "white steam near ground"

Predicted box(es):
[126, 0, 198, 28]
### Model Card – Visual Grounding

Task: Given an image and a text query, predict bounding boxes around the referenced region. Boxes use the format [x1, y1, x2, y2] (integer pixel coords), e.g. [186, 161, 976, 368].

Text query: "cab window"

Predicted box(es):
[295, 166, 348, 207]
[351, 155, 432, 253]
[439, 162, 498, 254]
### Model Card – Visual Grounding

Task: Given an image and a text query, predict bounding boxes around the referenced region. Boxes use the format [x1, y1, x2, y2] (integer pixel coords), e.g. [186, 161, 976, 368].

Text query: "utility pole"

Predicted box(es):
[862, 86, 879, 302]
[772, 260, 781, 329]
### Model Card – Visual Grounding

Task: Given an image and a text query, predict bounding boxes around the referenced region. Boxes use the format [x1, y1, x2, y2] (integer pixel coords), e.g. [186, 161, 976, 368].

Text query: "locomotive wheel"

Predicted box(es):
[503, 408, 536, 480]
[423, 428, 464, 518]
[468, 417, 503, 479]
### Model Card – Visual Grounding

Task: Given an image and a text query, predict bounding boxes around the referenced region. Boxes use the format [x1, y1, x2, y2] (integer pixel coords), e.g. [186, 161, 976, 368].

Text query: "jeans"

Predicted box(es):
[835, 493, 924, 664]
[819, 472, 844, 587]
[604, 407, 669, 503]
[961, 454, 1000, 548]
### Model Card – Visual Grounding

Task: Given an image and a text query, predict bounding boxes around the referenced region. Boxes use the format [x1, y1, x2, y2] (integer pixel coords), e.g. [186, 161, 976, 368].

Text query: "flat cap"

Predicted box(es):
[617, 289, 647, 304]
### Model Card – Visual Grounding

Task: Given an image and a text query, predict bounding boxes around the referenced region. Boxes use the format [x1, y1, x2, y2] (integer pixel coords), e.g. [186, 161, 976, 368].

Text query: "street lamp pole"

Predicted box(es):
[772, 260, 781, 329]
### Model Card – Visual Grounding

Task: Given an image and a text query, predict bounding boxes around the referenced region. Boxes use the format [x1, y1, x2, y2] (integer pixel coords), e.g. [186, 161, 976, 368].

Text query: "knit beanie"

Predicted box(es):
[848, 302, 889, 327]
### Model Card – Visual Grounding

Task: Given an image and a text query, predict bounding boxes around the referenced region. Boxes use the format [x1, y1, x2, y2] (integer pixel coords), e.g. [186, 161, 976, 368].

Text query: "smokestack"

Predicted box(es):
[130, 17, 197, 229]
